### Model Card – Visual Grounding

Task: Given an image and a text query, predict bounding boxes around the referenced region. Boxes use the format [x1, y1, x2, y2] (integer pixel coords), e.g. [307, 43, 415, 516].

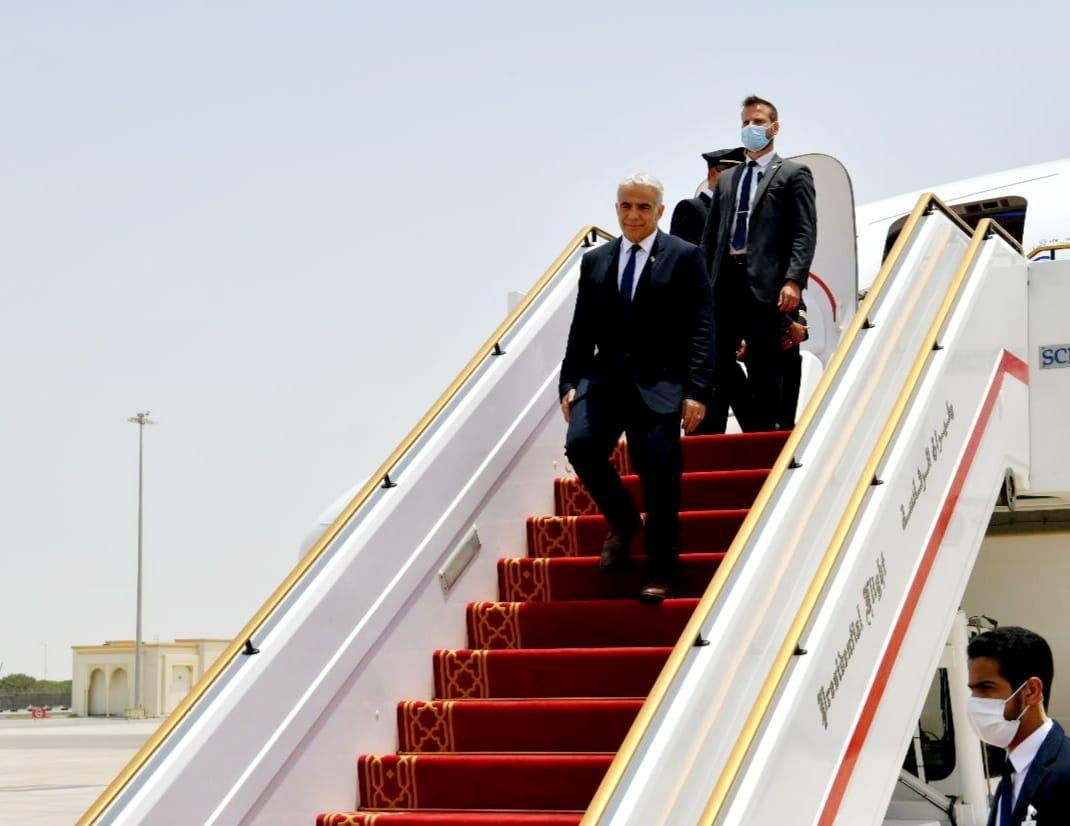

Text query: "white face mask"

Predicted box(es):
[967, 681, 1029, 748]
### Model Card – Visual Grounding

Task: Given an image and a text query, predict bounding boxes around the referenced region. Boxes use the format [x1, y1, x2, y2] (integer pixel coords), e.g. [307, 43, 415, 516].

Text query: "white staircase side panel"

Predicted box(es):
[713, 236, 1028, 826]
[835, 381, 1026, 826]
[97, 243, 594, 825]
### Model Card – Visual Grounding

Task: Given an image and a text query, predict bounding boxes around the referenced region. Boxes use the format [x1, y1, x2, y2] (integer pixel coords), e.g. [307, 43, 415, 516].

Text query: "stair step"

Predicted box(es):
[466, 599, 698, 650]
[319, 812, 583, 825]
[610, 429, 789, 475]
[498, 553, 725, 602]
[554, 469, 768, 516]
[397, 699, 643, 753]
[432, 647, 671, 699]
[356, 753, 612, 811]
[526, 510, 747, 558]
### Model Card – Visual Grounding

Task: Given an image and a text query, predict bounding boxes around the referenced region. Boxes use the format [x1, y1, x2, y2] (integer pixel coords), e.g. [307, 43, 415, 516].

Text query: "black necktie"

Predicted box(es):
[731, 160, 758, 251]
[620, 243, 641, 309]
[996, 761, 1015, 826]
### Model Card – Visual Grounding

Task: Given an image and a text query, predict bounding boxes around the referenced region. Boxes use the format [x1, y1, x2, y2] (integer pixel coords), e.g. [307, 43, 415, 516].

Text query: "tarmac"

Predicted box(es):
[0, 716, 158, 825]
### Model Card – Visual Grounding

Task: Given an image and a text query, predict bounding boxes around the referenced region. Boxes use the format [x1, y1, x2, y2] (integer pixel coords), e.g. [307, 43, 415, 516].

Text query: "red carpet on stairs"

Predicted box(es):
[466, 598, 699, 649]
[316, 430, 788, 824]
[319, 814, 583, 825]
[432, 647, 672, 699]
[526, 509, 748, 558]
[498, 553, 726, 601]
[554, 468, 767, 516]
[397, 699, 643, 753]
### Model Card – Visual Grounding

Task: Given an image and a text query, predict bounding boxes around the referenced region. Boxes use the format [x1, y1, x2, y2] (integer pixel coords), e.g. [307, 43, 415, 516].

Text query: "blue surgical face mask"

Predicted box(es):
[741, 124, 772, 152]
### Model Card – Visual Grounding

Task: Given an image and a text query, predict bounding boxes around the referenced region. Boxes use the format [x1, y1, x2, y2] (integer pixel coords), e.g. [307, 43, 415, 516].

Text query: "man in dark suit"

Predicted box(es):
[967, 626, 1070, 824]
[671, 147, 750, 434]
[559, 173, 715, 602]
[670, 147, 746, 245]
[701, 95, 817, 431]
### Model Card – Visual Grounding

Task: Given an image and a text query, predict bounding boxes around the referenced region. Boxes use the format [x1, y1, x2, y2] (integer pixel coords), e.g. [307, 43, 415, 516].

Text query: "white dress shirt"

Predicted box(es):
[999, 718, 1053, 821]
[729, 150, 776, 254]
[617, 231, 656, 300]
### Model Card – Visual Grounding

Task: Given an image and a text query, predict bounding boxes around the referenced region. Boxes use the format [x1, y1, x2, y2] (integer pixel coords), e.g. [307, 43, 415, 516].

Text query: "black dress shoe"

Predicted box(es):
[639, 582, 673, 603]
[599, 530, 632, 571]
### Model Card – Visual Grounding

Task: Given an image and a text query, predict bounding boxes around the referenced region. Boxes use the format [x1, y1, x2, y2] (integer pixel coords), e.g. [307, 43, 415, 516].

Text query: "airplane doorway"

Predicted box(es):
[883, 195, 1027, 259]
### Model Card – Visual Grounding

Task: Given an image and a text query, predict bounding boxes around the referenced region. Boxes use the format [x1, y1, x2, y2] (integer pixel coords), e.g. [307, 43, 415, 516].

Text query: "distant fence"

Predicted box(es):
[0, 691, 71, 710]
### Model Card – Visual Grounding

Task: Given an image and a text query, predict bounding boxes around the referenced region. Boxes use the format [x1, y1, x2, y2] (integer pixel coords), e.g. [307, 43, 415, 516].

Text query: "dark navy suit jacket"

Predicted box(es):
[669, 191, 712, 246]
[559, 230, 715, 415]
[700, 152, 817, 304]
[989, 720, 1070, 825]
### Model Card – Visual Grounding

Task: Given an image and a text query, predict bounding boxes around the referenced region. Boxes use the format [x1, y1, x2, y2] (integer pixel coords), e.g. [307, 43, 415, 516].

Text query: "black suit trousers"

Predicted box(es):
[715, 257, 784, 432]
[779, 347, 802, 429]
[564, 382, 682, 582]
[694, 360, 751, 435]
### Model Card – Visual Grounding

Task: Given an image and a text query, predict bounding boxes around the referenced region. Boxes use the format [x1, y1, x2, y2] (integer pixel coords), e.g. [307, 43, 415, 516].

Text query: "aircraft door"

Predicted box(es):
[792, 153, 859, 365]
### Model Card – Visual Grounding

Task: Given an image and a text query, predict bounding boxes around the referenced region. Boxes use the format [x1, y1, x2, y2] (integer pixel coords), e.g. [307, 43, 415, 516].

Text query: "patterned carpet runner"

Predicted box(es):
[316, 430, 788, 825]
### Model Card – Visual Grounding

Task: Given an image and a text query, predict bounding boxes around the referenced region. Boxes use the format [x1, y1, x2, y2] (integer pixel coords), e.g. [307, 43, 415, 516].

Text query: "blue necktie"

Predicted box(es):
[996, 762, 1015, 826]
[731, 160, 758, 252]
[620, 243, 641, 309]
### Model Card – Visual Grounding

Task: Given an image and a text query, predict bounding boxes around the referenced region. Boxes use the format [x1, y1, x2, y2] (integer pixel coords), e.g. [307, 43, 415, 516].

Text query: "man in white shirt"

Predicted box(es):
[967, 626, 1070, 824]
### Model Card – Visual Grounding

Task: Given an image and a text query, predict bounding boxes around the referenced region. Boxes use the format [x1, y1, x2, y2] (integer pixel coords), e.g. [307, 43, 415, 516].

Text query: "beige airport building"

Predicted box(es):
[71, 639, 228, 717]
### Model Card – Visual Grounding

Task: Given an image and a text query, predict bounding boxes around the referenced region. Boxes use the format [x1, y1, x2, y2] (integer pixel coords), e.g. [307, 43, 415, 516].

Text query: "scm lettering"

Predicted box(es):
[1040, 345, 1070, 369]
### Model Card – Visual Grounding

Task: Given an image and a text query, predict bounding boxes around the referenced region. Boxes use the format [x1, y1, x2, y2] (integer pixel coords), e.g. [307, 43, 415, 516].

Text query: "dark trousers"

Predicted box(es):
[564, 383, 682, 583]
[695, 360, 751, 434]
[699, 346, 800, 433]
[712, 255, 784, 432]
[779, 346, 802, 429]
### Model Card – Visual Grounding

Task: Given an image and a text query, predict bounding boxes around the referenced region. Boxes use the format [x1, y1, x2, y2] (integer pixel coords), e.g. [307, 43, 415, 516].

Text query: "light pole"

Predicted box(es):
[127, 411, 155, 716]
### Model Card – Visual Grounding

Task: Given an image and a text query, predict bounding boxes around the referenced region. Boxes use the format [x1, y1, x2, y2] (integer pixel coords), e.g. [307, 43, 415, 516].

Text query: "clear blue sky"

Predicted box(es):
[3, 1, 1068, 681]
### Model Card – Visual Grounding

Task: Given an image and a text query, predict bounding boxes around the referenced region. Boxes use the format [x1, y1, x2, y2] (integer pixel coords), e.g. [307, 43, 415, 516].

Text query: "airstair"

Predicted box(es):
[78, 189, 1045, 825]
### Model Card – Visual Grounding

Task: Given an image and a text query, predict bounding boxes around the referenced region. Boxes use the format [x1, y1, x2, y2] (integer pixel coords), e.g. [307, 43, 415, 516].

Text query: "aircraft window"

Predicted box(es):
[883, 196, 1027, 260]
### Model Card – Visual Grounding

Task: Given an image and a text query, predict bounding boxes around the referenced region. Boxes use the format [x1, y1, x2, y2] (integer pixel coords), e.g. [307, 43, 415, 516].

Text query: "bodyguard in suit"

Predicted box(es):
[670, 147, 746, 245]
[701, 95, 817, 431]
[967, 626, 1070, 824]
[672, 147, 750, 434]
[559, 173, 715, 602]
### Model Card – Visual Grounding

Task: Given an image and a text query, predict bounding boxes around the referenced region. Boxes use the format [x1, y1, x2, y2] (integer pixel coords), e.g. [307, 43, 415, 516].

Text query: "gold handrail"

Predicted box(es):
[698, 216, 1006, 823]
[984, 220, 1023, 254]
[1027, 242, 1070, 259]
[78, 225, 616, 826]
[581, 192, 968, 824]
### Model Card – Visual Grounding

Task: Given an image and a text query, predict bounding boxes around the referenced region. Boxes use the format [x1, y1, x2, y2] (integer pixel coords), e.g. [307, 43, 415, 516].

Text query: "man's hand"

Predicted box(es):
[781, 320, 807, 350]
[778, 281, 801, 313]
[736, 338, 747, 360]
[561, 389, 577, 423]
[682, 398, 706, 434]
